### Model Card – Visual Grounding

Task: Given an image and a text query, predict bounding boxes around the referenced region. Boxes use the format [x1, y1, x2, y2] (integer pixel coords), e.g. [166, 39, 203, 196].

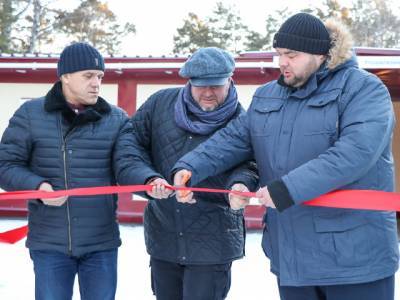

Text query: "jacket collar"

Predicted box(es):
[44, 81, 111, 124]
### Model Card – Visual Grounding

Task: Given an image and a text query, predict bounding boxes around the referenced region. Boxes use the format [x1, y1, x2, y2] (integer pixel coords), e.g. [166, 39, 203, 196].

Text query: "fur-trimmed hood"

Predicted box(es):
[325, 18, 354, 70]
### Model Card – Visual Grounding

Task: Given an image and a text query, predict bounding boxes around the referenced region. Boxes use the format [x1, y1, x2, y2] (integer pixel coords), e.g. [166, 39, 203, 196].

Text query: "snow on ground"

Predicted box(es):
[0, 218, 398, 300]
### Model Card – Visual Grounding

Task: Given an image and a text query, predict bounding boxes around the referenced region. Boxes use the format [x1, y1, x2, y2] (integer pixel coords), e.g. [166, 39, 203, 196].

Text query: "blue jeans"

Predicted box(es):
[30, 249, 118, 300]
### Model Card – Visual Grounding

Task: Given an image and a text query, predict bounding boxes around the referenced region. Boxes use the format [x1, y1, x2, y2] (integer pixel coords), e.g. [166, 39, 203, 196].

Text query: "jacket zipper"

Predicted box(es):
[60, 117, 76, 255]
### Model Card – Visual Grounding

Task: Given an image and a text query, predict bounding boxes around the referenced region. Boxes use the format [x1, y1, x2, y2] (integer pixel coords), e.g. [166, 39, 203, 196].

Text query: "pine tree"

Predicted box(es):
[173, 12, 218, 54]
[173, 2, 248, 54]
[244, 8, 290, 51]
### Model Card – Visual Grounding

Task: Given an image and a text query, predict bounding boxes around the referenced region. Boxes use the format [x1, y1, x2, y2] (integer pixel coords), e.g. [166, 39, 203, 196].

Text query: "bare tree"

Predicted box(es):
[56, 0, 136, 54]
[243, 0, 400, 51]
[1, 0, 136, 54]
[349, 0, 400, 47]
[25, 0, 61, 52]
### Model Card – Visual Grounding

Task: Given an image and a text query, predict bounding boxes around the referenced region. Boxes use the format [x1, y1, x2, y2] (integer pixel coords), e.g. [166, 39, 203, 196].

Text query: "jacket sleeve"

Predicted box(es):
[113, 97, 163, 189]
[173, 112, 254, 186]
[225, 160, 259, 192]
[276, 72, 395, 208]
[0, 103, 46, 191]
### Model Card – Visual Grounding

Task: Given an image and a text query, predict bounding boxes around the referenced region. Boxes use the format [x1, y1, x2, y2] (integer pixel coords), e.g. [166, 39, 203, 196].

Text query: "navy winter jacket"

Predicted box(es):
[130, 87, 258, 264]
[0, 82, 141, 256]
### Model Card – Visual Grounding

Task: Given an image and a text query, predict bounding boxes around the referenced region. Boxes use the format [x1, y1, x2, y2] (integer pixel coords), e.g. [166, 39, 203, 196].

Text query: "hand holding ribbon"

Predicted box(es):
[146, 177, 173, 199]
[173, 170, 195, 204]
[229, 183, 251, 210]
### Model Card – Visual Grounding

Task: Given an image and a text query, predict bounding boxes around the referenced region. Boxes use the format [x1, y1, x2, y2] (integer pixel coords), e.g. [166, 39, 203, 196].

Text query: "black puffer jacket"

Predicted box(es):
[0, 82, 141, 256]
[131, 87, 258, 264]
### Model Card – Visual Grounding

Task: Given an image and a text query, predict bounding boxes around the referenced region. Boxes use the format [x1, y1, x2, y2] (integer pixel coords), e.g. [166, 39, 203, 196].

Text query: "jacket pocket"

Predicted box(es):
[251, 99, 284, 136]
[303, 90, 340, 137]
[296, 91, 340, 157]
[313, 213, 371, 268]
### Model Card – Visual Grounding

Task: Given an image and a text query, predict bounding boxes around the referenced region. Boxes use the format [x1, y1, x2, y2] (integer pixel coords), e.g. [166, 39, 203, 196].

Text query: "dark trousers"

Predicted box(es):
[278, 275, 395, 300]
[150, 257, 232, 300]
[30, 249, 118, 300]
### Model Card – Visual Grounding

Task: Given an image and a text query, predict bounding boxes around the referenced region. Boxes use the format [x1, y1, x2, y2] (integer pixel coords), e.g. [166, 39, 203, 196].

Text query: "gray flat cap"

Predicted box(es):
[179, 47, 235, 86]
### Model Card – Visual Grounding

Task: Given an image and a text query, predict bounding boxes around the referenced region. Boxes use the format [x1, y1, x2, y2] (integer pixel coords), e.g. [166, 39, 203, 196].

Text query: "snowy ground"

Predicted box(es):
[0, 218, 398, 300]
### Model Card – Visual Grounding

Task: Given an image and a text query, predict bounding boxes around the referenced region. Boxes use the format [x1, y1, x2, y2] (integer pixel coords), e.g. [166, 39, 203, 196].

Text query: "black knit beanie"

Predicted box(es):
[273, 13, 331, 55]
[57, 42, 105, 77]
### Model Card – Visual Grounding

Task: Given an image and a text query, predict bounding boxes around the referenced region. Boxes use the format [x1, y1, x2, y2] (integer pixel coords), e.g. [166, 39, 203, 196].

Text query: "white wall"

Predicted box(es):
[0, 82, 259, 139]
[136, 84, 182, 108]
[136, 84, 260, 110]
[0, 83, 118, 137]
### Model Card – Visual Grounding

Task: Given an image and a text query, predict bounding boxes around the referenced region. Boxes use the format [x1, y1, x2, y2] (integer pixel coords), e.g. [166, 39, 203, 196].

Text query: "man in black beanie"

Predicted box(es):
[173, 13, 398, 300]
[0, 42, 145, 300]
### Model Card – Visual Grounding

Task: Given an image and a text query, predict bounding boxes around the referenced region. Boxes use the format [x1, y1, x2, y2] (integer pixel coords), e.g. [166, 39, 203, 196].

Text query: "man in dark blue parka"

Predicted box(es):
[130, 47, 258, 300]
[0, 42, 144, 300]
[173, 15, 399, 300]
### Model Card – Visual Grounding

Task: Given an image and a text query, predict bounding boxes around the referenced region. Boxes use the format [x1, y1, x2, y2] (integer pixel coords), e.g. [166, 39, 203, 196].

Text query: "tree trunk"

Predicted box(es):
[28, 0, 41, 53]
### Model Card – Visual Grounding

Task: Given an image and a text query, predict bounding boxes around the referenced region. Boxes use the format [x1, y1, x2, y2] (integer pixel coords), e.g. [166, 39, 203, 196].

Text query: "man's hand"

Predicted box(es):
[38, 182, 68, 206]
[173, 169, 195, 204]
[256, 186, 276, 208]
[229, 183, 250, 210]
[146, 177, 173, 199]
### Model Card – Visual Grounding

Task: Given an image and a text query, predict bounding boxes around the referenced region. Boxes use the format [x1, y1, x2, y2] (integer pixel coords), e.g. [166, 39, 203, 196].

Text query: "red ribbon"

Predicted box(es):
[0, 185, 252, 200]
[304, 189, 400, 211]
[0, 225, 28, 244]
[0, 185, 399, 244]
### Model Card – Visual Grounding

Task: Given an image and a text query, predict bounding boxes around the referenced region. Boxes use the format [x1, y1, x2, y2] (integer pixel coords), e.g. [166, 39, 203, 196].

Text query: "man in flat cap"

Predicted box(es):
[130, 47, 258, 300]
[173, 14, 398, 300]
[0, 42, 145, 300]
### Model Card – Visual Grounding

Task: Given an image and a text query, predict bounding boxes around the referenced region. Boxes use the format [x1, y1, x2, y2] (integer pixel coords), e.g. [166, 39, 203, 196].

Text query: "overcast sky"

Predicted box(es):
[64, 0, 397, 56]
[106, 0, 350, 56]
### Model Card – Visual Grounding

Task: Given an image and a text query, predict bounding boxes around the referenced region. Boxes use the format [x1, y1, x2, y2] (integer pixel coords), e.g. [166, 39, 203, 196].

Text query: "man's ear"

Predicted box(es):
[60, 74, 69, 84]
[317, 54, 327, 65]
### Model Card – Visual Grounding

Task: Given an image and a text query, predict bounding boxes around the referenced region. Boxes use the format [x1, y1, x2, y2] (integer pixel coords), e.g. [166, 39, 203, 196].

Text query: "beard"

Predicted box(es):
[202, 107, 213, 112]
[283, 74, 308, 87]
[198, 99, 222, 112]
[200, 105, 217, 112]
[282, 57, 321, 88]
